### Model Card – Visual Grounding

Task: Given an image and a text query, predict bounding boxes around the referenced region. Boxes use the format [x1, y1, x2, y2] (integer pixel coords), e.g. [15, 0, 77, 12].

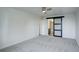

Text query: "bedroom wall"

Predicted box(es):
[40, 19, 48, 35]
[0, 9, 4, 48]
[0, 8, 40, 49]
[40, 13, 76, 39]
[62, 14, 76, 39]
[75, 8, 79, 45]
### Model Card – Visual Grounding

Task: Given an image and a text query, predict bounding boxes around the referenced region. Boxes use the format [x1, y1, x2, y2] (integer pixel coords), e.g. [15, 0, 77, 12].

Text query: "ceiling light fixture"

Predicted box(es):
[42, 10, 46, 13]
[42, 7, 46, 13]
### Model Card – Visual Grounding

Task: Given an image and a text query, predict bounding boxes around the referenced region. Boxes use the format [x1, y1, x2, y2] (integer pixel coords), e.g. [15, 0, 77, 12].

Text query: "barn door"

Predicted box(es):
[46, 16, 64, 37]
[53, 17, 63, 37]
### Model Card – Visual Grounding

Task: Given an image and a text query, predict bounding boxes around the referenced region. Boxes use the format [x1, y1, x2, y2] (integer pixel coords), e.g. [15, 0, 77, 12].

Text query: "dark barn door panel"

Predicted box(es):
[47, 16, 64, 37]
[53, 18, 62, 37]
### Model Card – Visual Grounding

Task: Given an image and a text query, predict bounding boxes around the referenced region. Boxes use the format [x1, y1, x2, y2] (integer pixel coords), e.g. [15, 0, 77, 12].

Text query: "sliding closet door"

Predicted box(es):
[53, 18, 62, 37]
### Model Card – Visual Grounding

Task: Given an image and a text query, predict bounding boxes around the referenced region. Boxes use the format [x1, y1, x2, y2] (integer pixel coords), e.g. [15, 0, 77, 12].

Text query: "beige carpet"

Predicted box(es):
[0, 35, 79, 52]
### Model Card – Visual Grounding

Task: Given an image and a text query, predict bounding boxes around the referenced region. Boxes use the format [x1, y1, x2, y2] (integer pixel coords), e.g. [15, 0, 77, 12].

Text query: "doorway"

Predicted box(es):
[48, 19, 53, 36]
[47, 16, 64, 37]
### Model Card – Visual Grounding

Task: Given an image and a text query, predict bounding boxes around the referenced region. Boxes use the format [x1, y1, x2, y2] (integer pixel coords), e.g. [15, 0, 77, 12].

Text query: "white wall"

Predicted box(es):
[75, 8, 79, 45]
[0, 8, 40, 49]
[0, 9, 4, 48]
[40, 13, 76, 39]
[62, 14, 76, 39]
[40, 19, 48, 35]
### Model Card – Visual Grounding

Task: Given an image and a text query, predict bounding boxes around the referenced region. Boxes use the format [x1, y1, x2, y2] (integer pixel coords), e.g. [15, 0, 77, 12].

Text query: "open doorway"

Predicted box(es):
[48, 19, 53, 36]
